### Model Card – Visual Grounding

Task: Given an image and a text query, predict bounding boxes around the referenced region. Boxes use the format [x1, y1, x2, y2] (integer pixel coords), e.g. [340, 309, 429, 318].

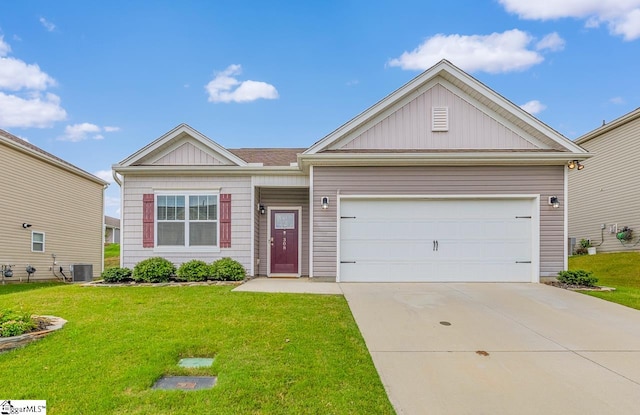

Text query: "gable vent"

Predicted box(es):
[432, 107, 449, 132]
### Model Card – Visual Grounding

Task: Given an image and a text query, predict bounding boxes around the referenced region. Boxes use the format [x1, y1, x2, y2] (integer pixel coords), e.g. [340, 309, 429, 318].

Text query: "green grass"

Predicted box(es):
[569, 251, 640, 309]
[0, 284, 394, 414]
[104, 243, 120, 268]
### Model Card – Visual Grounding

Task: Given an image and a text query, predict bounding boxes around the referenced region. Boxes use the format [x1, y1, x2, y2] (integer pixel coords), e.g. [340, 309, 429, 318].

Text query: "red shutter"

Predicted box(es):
[142, 194, 154, 248]
[220, 193, 231, 248]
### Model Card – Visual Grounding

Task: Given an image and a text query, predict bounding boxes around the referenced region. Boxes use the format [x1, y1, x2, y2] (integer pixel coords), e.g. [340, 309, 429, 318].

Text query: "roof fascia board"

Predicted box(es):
[1, 135, 108, 186]
[298, 151, 592, 169]
[119, 124, 248, 167]
[112, 164, 304, 176]
[575, 107, 640, 145]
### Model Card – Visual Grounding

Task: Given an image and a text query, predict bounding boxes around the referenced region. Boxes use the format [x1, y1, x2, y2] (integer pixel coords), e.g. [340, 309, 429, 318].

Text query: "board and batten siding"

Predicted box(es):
[121, 175, 252, 271]
[152, 142, 229, 166]
[0, 142, 104, 281]
[256, 188, 309, 276]
[339, 83, 539, 151]
[569, 119, 640, 252]
[312, 166, 564, 279]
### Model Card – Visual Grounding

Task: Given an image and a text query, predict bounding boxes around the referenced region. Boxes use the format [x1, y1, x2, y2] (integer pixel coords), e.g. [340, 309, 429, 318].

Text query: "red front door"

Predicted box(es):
[270, 210, 299, 274]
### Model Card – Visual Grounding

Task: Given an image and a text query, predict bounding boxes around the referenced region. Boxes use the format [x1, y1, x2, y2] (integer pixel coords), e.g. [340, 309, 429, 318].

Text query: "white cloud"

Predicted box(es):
[0, 36, 10, 57]
[205, 64, 279, 103]
[94, 170, 115, 183]
[499, 0, 640, 40]
[536, 32, 566, 51]
[0, 37, 66, 129]
[609, 96, 625, 104]
[39, 17, 56, 32]
[520, 100, 547, 114]
[58, 123, 120, 142]
[388, 29, 546, 73]
[346, 79, 360, 86]
[0, 57, 57, 91]
[0, 92, 67, 128]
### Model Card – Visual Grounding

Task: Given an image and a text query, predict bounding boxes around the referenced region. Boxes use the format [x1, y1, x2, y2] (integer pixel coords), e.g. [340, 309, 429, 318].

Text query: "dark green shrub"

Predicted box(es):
[101, 267, 132, 283]
[133, 257, 176, 283]
[0, 310, 36, 337]
[557, 270, 598, 287]
[176, 260, 211, 282]
[210, 257, 246, 281]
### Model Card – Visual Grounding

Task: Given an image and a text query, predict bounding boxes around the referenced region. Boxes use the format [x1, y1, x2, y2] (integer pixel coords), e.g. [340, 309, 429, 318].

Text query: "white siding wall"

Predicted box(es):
[153, 142, 228, 165]
[312, 165, 564, 279]
[121, 175, 252, 271]
[569, 118, 640, 252]
[340, 84, 537, 150]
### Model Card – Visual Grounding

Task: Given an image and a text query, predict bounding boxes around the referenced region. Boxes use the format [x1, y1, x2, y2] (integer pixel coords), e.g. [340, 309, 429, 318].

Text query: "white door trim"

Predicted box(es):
[337, 194, 540, 283]
[267, 206, 302, 278]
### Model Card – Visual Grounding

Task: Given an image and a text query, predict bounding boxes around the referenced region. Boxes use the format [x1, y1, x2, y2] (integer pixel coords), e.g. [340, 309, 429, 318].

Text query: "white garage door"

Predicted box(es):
[339, 198, 535, 282]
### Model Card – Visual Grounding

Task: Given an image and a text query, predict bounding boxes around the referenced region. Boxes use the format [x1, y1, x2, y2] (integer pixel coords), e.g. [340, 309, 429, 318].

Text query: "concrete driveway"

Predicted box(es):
[341, 283, 640, 415]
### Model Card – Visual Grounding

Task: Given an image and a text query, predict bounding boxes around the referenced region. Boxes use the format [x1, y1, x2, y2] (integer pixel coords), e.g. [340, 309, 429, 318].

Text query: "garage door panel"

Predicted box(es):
[339, 198, 535, 282]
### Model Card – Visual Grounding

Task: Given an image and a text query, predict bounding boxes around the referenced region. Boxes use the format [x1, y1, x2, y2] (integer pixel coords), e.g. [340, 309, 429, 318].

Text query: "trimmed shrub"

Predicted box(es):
[210, 257, 246, 281]
[101, 267, 132, 283]
[0, 310, 36, 337]
[557, 270, 598, 287]
[133, 257, 176, 283]
[176, 260, 211, 282]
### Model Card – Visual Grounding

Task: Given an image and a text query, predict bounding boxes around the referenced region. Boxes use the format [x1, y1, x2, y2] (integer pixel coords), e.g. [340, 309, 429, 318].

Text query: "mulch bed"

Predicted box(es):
[543, 281, 615, 292]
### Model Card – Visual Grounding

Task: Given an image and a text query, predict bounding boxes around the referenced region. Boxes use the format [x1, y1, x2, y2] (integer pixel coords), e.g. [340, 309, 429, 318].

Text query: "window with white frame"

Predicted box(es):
[157, 193, 218, 247]
[32, 231, 45, 252]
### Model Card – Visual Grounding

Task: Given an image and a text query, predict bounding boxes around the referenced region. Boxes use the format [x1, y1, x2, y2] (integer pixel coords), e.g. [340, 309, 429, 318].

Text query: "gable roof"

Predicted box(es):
[118, 124, 249, 167]
[0, 129, 108, 186]
[104, 215, 120, 228]
[575, 107, 640, 145]
[303, 60, 587, 157]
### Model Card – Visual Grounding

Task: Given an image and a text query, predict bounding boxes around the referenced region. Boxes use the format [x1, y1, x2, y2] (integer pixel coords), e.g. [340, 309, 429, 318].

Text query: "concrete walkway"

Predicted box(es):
[234, 279, 640, 414]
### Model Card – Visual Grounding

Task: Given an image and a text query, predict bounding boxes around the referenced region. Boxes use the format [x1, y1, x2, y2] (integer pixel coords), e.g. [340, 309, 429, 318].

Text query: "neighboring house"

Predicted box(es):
[104, 215, 121, 244]
[0, 129, 108, 282]
[569, 107, 640, 253]
[113, 60, 588, 283]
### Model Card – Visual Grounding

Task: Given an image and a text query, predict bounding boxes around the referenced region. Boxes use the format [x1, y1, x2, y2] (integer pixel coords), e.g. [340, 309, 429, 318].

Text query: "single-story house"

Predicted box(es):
[105, 215, 121, 244]
[0, 129, 108, 282]
[569, 107, 640, 253]
[113, 60, 588, 282]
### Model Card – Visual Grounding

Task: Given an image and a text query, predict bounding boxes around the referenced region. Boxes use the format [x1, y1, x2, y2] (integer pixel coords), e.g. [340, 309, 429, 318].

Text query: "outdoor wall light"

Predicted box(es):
[567, 160, 584, 170]
[321, 197, 329, 210]
[258, 204, 266, 215]
[549, 196, 560, 209]
[22, 223, 32, 228]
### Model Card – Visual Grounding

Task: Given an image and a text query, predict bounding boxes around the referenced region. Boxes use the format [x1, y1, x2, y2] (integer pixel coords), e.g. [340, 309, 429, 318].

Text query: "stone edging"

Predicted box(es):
[0, 315, 67, 353]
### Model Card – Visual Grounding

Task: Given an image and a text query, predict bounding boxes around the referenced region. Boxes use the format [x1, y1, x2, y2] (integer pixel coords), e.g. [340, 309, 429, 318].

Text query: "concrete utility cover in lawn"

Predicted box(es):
[153, 376, 216, 390]
[178, 358, 214, 368]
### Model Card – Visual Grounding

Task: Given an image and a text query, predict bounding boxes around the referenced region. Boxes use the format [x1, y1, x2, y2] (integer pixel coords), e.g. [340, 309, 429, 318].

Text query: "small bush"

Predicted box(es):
[0, 310, 36, 337]
[210, 257, 246, 281]
[557, 270, 598, 287]
[133, 257, 176, 283]
[176, 260, 211, 282]
[101, 267, 132, 283]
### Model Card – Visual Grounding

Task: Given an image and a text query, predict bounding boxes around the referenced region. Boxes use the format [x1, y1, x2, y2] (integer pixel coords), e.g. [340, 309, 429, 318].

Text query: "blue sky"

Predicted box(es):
[2, 0, 640, 218]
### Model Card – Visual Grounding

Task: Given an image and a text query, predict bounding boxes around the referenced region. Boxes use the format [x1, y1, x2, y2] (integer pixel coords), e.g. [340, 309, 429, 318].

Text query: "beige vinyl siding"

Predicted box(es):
[569, 118, 640, 252]
[153, 142, 228, 166]
[340, 83, 538, 151]
[256, 188, 309, 276]
[121, 175, 252, 270]
[252, 175, 309, 187]
[253, 187, 260, 275]
[312, 165, 564, 278]
[0, 142, 104, 281]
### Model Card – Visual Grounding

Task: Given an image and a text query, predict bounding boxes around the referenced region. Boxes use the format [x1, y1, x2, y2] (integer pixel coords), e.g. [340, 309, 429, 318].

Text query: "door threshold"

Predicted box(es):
[268, 274, 300, 279]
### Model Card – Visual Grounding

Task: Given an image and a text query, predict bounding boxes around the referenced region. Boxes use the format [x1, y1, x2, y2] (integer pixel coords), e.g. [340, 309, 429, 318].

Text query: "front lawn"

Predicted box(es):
[0, 284, 394, 414]
[569, 251, 640, 310]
